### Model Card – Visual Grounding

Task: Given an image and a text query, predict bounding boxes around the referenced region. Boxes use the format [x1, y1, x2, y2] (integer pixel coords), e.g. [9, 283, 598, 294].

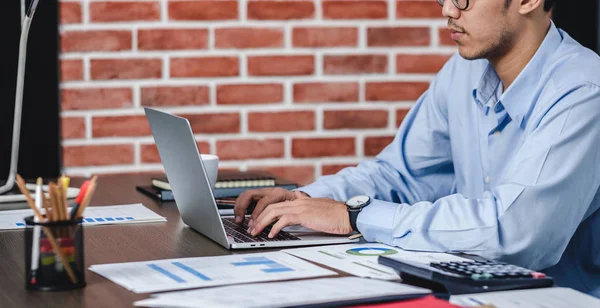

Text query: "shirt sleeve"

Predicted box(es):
[300, 56, 458, 205]
[357, 84, 600, 271]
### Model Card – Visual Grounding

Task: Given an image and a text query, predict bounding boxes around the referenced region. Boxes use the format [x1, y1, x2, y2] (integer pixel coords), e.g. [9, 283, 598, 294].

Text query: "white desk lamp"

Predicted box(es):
[0, 0, 40, 195]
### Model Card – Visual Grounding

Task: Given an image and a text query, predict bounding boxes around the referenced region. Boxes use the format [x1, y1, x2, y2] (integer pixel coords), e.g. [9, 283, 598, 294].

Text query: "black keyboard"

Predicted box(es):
[221, 218, 301, 243]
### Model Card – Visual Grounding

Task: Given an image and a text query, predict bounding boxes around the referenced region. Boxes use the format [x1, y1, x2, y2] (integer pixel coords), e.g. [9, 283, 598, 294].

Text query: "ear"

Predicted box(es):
[517, 0, 544, 14]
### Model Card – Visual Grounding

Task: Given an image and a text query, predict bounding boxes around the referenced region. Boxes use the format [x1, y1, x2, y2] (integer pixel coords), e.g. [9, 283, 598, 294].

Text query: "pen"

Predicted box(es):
[30, 177, 43, 284]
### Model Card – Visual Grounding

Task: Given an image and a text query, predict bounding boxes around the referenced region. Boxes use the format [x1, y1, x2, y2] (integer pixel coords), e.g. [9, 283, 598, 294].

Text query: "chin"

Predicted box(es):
[458, 47, 483, 61]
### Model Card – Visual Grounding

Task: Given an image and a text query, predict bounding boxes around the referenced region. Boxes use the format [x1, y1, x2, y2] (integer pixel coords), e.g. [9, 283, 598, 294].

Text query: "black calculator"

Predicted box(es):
[378, 256, 554, 295]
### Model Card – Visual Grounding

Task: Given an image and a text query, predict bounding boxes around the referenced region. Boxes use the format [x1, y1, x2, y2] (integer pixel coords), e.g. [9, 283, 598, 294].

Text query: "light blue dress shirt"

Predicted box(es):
[300, 22, 600, 297]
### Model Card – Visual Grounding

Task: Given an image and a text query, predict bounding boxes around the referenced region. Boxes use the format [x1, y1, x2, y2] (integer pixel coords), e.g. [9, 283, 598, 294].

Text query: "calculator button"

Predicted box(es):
[531, 272, 546, 279]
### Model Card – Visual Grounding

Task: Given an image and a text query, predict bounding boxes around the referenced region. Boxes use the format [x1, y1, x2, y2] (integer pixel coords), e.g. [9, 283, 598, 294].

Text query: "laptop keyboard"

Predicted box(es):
[222, 218, 301, 243]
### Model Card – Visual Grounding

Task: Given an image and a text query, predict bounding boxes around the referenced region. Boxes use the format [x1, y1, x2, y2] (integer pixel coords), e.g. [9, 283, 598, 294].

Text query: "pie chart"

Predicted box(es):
[345, 247, 398, 256]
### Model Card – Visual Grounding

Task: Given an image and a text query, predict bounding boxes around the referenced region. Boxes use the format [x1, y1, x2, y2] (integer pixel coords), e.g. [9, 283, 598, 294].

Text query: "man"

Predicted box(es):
[234, 0, 600, 297]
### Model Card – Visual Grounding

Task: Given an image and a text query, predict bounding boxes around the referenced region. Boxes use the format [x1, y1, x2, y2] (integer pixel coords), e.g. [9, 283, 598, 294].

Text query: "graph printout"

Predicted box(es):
[89, 251, 336, 293]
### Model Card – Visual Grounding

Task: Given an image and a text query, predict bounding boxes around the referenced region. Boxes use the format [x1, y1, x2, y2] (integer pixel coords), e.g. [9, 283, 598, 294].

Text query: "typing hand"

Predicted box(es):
[234, 188, 308, 229]
[250, 191, 353, 238]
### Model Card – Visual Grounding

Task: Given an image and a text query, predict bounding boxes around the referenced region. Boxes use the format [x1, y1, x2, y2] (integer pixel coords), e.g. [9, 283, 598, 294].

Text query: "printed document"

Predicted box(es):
[90, 251, 336, 293]
[450, 287, 600, 307]
[0, 203, 166, 230]
[134, 277, 432, 308]
[284, 243, 468, 280]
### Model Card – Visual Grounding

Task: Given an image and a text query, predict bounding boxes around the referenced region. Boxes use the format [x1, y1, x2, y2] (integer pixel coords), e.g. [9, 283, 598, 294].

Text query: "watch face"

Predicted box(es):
[346, 195, 370, 209]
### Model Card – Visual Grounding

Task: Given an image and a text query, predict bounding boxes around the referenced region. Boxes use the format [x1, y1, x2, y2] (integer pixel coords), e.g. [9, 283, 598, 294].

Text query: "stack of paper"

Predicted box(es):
[134, 277, 432, 308]
[0, 203, 166, 230]
[284, 243, 469, 281]
[89, 251, 336, 293]
[450, 287, 600, 308]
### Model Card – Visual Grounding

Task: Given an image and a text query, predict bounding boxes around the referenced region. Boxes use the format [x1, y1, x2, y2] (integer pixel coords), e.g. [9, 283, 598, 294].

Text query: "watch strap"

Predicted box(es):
[348, 209, 360, 232]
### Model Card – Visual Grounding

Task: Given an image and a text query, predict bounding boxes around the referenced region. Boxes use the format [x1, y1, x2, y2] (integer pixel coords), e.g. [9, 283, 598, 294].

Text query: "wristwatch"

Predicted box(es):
[345, 195, 371, 232]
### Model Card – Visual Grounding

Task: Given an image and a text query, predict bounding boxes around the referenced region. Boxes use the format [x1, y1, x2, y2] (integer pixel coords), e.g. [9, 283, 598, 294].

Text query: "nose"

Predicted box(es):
[442, 0, 461, 19]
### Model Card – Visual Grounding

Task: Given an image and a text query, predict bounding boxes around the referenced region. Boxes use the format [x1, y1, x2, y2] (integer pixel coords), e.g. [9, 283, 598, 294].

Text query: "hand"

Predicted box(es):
[250, 191, 353, 238]
[234, 188, 308, 229]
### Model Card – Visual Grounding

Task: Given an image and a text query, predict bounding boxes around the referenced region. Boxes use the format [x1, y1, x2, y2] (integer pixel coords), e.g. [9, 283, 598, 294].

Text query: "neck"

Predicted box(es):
[489, 19, 551, 91]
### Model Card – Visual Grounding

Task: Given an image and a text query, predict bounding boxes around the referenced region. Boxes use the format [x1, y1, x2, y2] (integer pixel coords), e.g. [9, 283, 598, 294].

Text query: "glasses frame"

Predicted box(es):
[436, 0, 470, 10]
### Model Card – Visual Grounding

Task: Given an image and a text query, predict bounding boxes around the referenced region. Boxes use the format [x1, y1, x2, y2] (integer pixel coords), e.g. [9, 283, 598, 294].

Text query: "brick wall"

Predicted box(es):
[59, 0, 455, 185]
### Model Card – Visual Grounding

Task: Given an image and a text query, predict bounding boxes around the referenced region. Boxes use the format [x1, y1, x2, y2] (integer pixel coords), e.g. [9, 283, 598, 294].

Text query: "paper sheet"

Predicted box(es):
[134, 277, 432, 308]
[450, 287, 600, 308]
[89, 251, 336, 293]
[284, 243, 469, 280]
[0, 204, 166, 230]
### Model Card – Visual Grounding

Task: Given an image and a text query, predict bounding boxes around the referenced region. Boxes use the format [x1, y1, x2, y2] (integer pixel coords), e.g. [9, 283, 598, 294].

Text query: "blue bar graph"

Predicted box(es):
[147, 264, 186, 283]
[231, 256, 294, 273]
[172, 262, 211, 281]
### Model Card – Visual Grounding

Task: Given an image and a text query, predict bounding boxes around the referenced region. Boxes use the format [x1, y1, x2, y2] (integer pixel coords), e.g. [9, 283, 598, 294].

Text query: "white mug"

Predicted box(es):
[201, 154, 219, 190]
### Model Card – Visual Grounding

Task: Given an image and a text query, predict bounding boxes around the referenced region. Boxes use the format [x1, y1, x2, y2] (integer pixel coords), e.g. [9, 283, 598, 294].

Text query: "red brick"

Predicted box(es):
[248, 1, 314, 20]
[365, 82, 429, 101]
[138, 29, 208, 50]
[396, 0, 443, 18]
[293, 27, 358, 48]
[248, 111, 315, 132]
[364, 136, 395, 156]
[180, 113, 241, 134]
[322, 163, 356, 175]
[90, 59, 162, 80]
[61, 117, 86, 139]
[63, 145, 134, 167]
[141, 86, 210, 107]
[90, 2, 160, 22]
[61, 30, 132, 52]
[171, 57, 239, 78]
[396, 54, 451, 73]
[323, 0, 387, 19]
[250, 165, 315, 186]
[141, 142, 210, 163]
[293, 82, 359, 103]
[62, 88, 133, 110]
[217, 139, 284, 160]
[215, 28, 284, 49]
[323, 55, 387, 75]
[60, 2, 82, 24]
[367, 27, 430, 46]
[396, 108, 410, 127]
[324, 110, 388, 130]
[438, 28, 456, 46]
[92, 116, 150, 137]
[217, 84, 283, 105]
[292, 138, 355, 158]
[60, 59, 83, 82]
[169, 1, 238, 21]
[248, 55, 314, 76]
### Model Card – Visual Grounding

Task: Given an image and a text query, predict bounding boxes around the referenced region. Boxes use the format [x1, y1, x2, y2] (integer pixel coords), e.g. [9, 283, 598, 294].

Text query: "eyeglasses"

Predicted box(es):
[436, 0, 470, 10]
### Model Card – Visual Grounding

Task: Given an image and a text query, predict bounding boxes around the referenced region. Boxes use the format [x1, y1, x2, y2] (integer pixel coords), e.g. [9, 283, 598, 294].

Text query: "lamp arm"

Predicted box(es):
[0, 0, 39, 194]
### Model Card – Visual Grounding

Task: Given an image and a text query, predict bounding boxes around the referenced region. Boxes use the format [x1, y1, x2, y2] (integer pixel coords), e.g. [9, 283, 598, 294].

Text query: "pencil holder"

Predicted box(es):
[24, 216, 86, 291]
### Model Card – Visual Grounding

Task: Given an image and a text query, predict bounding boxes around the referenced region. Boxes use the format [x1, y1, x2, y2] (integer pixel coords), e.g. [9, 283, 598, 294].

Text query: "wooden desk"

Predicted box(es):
[0, 174, 288, 307]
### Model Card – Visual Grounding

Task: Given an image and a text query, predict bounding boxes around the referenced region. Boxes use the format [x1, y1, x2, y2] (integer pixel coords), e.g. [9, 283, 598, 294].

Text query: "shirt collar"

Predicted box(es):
[473, 21, 562, 126]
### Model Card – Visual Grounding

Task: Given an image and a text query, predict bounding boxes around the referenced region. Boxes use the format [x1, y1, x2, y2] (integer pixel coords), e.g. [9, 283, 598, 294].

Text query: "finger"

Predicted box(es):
[249, 193, 289, 228]
[251, 206, 286, 236]
[268, 215, 297, 238]
[294, 190, 308, 199]
[234, 189, 267, 223]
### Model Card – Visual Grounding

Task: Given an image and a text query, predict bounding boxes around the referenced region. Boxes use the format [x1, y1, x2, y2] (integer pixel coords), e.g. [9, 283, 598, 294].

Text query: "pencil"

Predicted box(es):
[48, 182, 59, 222]
[15, 175, 43, 220]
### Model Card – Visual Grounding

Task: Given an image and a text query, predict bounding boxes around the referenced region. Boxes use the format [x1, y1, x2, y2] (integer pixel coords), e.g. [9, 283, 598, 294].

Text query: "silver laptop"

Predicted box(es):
[145, 108, 358, 249]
